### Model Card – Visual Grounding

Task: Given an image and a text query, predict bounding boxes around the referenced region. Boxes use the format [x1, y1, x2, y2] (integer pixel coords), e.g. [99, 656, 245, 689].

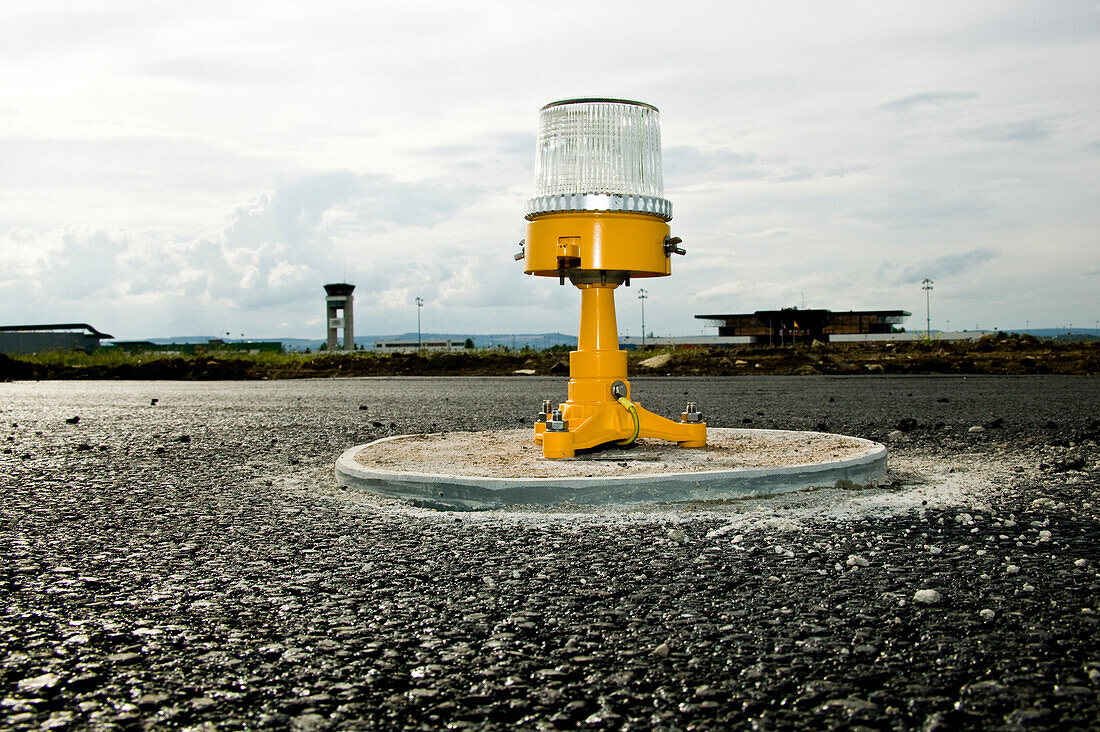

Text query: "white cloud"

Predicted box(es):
[880, 90, 980, 114]
[894, 249, 999, 284]
[0, 1, 1097, 337]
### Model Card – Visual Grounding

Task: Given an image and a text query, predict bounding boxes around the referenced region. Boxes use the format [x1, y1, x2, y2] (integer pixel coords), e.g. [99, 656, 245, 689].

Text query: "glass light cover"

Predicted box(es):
[528, 98, 671, 220]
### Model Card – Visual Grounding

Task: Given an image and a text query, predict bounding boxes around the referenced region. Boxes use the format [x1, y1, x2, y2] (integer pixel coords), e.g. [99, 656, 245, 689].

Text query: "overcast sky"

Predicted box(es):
[2, 1, 1097, 339]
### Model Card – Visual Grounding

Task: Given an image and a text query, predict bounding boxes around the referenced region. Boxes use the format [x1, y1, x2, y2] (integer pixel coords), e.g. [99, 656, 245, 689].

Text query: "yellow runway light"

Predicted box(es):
[519, 98, 707, 458]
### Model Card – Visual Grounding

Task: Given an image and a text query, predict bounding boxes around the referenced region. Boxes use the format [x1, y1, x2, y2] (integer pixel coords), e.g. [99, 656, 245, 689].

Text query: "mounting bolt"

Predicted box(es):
[611, 381, 628, 399]
[682, 402, 703, 423]
[664, 235, 686, 257]
[537, 399, 553, 423]
[546, 409, 568, 432]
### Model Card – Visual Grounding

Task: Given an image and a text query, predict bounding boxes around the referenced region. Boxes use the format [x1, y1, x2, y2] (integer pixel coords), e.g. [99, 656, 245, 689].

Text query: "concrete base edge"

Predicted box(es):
[334, 428, 888, 511]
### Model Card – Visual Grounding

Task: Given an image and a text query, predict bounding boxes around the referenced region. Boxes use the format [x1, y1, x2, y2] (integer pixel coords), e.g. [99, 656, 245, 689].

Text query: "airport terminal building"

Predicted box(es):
[696, 308, 911, 345]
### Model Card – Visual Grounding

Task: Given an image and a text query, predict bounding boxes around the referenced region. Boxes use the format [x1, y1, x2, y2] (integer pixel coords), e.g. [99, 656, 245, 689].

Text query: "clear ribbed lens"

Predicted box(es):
[527, 98, 671, 220]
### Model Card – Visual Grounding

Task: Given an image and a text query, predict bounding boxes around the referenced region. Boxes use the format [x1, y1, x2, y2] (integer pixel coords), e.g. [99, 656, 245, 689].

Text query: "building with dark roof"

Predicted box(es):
[696, 308, 910, 345]
[0, 323, 114, 355]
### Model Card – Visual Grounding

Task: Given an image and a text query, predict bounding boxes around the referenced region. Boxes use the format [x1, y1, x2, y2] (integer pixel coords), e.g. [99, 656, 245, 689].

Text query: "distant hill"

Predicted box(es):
[141, 332, 578, 351]
[358, 332, 578, 350]
[1013, 329, 1099, 342]
[133, 329, 1097, 351]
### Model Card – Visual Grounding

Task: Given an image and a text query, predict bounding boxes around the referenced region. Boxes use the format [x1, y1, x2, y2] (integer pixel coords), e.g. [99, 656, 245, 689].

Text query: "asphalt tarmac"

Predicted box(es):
[2, 376, 1098, 730]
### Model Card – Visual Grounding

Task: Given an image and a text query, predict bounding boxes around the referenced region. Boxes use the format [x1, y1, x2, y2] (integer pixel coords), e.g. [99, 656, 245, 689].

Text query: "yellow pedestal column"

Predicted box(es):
[538, 284, 706, 458]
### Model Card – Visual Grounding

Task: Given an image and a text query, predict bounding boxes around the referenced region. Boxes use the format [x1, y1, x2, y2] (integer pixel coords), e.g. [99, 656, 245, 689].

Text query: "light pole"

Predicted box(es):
[415, 297, 424, 351]
[921, 278, 934, 336]
[638, 289, 648, 348]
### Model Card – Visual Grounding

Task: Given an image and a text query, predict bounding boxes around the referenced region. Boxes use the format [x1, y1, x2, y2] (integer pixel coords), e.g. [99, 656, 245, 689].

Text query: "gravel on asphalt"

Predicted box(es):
[1, 375, 1098, 730]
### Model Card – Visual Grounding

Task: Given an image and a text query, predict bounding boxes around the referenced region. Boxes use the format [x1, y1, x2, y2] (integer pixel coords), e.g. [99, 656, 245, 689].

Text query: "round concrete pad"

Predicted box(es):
[335, 428, 887, 510]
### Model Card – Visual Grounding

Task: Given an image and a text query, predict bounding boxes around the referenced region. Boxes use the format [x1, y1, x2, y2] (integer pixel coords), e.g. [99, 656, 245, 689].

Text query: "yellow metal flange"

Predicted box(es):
[523, 211, 671, 279]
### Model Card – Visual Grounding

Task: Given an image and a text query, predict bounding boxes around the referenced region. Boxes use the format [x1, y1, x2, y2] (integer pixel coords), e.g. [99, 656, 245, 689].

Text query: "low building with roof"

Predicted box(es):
[109, 339, 285, 355]
[0, 323, 114, 355]
[373, 339, 466, 354]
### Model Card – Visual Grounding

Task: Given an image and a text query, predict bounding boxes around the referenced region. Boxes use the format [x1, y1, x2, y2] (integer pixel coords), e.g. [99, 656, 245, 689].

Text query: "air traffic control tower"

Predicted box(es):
[324, 283, 355, 351]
